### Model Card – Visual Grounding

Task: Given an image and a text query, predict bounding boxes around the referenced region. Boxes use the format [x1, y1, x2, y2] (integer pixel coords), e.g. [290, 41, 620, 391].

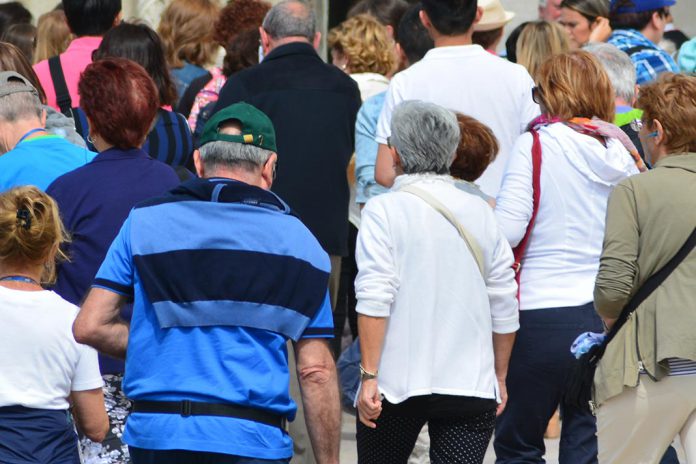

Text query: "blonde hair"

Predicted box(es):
[328, 14, 395, 76]
[516, 21, 569, 79]
[535, 50, 615, 122]
[34, 10, 72, 64]
[637, 73, 696, 154]
[158, 0, 220, 69]
[0, 186, 69, 284]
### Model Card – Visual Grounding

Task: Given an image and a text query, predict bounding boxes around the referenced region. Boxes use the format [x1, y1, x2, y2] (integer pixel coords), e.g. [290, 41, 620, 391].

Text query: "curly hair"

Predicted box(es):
[158, 0, 220, 69]
[637, 73, 696, 154]
[328, 14, 395, 76]
[450, 113, 499, 182]
[214, 0, 270, 47]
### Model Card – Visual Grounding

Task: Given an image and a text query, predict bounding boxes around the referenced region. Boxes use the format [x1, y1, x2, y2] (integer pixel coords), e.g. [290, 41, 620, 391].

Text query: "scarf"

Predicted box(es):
[528, 114, 647, 173]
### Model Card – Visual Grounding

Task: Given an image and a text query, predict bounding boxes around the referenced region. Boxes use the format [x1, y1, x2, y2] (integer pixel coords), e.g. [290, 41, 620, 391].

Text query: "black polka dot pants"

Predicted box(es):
[356, 408, 496, 464]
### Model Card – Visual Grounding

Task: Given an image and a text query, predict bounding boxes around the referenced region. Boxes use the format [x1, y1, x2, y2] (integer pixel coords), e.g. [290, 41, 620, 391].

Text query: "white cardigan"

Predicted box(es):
[495, 123, 639, 311]
[355, 174, 519, 404]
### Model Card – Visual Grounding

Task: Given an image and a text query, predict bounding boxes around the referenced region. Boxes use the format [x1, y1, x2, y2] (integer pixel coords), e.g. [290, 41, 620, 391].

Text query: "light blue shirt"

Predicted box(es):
[0, 135, 95, 192]
[355, 92, 389, 204]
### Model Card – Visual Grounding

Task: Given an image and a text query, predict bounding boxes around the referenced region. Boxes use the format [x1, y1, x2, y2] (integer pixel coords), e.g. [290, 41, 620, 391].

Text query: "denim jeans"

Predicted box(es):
[494, 303, 602, 464]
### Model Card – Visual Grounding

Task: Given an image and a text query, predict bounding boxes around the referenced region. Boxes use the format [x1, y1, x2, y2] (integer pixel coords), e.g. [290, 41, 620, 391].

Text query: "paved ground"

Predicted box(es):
[339, 412, 686, 463]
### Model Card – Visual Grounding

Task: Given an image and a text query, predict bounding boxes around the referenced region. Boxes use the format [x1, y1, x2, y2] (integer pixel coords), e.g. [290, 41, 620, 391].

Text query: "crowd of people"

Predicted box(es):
[0, 0, 694, 463]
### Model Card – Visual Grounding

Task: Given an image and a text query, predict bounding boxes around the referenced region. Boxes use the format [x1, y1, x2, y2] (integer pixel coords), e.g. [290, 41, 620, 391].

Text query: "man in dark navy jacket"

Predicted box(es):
[214, 0, 362, 313]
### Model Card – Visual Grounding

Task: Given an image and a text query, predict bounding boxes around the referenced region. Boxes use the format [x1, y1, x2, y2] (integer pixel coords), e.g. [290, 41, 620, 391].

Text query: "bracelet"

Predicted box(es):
[359, 364, 378, 381]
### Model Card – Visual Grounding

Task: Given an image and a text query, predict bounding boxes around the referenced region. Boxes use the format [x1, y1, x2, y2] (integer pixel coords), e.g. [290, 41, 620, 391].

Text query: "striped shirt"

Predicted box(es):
[93, 177, 333, 459]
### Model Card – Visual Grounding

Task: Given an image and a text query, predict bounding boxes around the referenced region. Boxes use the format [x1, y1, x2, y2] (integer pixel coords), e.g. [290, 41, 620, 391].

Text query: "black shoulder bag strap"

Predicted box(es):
[48, 56, 73, 118]
[565, 226, 696, 413]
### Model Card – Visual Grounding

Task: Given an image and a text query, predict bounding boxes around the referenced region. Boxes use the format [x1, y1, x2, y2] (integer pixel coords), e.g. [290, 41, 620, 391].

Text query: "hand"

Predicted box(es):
[357, 379, 382, 428]
[496, 378, 508, 416]
[589, 17, 612, 43]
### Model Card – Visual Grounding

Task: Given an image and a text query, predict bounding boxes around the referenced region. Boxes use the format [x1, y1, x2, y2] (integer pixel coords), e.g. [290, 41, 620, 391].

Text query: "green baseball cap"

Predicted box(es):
[197, 102, 277, 152]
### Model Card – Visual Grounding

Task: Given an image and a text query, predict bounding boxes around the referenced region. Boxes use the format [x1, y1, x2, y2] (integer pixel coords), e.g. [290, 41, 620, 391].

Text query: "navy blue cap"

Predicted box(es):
[610, 0, 676, 14]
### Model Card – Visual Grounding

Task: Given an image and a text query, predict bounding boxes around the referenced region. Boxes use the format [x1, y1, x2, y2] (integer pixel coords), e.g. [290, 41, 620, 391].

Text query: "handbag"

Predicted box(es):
[512, 130, 542, 299]
[564, 226, 696, 414]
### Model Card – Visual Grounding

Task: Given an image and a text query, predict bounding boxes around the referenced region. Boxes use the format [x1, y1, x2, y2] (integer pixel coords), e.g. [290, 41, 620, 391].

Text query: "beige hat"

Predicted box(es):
[475, 0, 515, 32]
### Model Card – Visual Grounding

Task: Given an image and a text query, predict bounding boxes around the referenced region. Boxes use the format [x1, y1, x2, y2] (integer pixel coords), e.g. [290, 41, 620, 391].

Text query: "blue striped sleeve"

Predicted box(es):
[300, 290, 334, 339]
[93, 216, 135, 297]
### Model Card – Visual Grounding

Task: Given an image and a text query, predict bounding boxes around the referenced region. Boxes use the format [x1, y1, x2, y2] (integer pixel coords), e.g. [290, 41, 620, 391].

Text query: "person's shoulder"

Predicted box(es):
[42, 290, 81, 319]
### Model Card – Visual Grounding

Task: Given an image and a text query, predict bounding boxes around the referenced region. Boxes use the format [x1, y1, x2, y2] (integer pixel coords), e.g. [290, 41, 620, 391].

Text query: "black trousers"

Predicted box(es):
[357, 395, 497, 464]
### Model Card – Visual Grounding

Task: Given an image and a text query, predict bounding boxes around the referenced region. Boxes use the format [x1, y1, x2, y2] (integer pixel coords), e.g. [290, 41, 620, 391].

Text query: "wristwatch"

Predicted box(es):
[359, 364, 378, 381]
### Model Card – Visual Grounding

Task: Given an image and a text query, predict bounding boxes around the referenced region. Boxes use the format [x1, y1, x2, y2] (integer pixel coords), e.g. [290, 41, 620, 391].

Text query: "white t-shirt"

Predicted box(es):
[376, 45, 540, 197]
[355, 174, 519, 404]
[0, 286, 103, 409]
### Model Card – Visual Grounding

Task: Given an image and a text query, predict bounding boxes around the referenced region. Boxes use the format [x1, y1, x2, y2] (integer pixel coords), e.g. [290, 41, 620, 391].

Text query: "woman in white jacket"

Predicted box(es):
[493, 50, 644, 464]
[355, 100, 519, 464]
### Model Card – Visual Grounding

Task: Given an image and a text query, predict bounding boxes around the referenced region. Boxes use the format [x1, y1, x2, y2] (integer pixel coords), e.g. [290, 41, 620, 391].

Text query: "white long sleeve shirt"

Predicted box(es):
[355, 174, 519, 404]
[495, 123, 640, 311]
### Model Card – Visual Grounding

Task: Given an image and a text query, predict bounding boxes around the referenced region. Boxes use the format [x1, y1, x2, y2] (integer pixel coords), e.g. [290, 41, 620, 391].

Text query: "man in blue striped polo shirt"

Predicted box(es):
[73, 103, 340, 464]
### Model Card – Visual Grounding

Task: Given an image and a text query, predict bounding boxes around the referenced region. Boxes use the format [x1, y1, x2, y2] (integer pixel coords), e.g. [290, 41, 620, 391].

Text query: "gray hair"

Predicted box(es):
[262, 0, 316, 41]
[199, 141, 273, 173]
[390, 100, 460, 175]
[584, 42, 637, 103]
[0, 86, 43, 122]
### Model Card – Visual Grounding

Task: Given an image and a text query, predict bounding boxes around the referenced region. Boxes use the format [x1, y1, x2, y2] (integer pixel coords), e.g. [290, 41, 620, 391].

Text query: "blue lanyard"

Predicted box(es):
[0, 275, 41, 286]
[17, 128, 47, 145]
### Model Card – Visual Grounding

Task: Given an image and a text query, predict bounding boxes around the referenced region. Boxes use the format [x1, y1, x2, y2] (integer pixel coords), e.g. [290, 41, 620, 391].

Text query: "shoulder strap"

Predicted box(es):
[399, 185, 485, 276]
[512, 130, 542, 286]
[623, 45, 652, 56]
[47, 56, 73, 118]
[603, 227, 696, 351]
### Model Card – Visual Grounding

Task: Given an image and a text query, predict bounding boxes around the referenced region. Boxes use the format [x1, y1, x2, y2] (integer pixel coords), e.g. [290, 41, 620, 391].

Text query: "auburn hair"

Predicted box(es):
[450, 113, 499, 182]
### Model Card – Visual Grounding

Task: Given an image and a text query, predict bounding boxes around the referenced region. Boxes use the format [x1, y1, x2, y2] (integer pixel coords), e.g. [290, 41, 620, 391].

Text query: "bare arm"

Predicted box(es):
[294, 338, 340, 464]
[356, 314, 387, 428]
[70, 388, 109, 442]
[73, 288, 129, 359]
[492, 332, 516, 416]
[374, 143, 396, 187]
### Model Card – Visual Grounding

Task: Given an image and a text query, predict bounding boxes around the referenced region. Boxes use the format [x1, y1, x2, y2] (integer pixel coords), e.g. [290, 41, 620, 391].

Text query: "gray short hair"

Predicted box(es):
[584, 42, 637, 103]
[390, 100, 460, 175]
[0, 86, 43, 122]
[199, 141, 273, 173]
[262, 0, 316, 41]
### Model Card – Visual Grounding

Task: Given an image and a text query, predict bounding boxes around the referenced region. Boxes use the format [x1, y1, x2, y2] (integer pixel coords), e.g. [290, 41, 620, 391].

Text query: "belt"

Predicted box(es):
[132, 400, 287, 429]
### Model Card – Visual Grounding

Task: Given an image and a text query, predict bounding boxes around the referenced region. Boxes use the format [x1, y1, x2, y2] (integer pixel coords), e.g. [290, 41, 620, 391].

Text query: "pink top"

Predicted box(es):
[34, 36, 103, 111]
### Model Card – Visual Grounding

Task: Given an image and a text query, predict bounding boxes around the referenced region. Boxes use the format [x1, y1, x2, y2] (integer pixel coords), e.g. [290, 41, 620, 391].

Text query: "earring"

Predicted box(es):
[87, 134, 95, 145]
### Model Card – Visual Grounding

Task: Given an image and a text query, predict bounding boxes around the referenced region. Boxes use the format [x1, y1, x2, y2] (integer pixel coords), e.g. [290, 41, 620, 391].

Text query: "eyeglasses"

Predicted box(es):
[630, 119, 659, 138]
[532, 86, 543, 105]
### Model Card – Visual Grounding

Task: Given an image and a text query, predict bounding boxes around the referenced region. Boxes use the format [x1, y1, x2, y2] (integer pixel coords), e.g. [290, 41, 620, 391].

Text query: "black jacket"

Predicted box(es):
[214, 42, 362, 256]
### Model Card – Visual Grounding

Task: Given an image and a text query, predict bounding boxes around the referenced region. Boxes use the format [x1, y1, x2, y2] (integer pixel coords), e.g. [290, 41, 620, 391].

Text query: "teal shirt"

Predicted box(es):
[0, 135, 96, 192]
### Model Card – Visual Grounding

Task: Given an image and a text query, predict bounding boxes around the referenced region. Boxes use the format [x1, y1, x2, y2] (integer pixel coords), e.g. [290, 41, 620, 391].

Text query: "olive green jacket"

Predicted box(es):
[593, 152, 696, 407]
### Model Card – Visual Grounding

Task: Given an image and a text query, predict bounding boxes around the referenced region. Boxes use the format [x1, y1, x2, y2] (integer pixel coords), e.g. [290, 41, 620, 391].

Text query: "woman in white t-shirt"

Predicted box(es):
[0, 186, 108, 463]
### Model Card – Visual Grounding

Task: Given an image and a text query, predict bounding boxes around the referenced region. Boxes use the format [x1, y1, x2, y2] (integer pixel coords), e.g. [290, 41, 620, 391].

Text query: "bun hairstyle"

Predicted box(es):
[0, 186, 69, 283]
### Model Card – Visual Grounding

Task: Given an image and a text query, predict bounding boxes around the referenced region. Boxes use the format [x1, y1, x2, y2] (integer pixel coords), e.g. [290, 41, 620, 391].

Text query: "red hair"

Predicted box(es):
[78, 58, 159, 149]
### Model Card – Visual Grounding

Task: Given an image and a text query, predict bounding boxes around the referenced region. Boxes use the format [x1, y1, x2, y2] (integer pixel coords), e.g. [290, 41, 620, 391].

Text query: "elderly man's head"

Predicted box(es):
[0, 71, 45, 154]
[194, 103, 278, 189]
[585, 42, 638, 106]
[389, 100, 460, 175]
[260, 0, 319, 53]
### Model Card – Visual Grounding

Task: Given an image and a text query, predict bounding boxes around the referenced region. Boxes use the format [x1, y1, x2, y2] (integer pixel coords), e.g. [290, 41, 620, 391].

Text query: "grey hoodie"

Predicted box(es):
[44, 105, 86, 148]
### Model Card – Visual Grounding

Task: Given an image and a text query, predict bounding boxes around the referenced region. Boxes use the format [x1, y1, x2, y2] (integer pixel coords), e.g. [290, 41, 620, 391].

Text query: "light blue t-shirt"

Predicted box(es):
[0, 135, 95, 192]
[94, 178, 334, 459]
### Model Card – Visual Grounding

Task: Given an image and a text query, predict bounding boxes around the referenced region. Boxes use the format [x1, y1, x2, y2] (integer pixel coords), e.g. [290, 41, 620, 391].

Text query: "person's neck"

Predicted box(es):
[0, 262, 44, 291]
[432, 32, 474, 47]
[640, 26, 660, 44]
[2, 120, 46, 152]
[205, 169, 265, 189]
[267, 37, 312, 53]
